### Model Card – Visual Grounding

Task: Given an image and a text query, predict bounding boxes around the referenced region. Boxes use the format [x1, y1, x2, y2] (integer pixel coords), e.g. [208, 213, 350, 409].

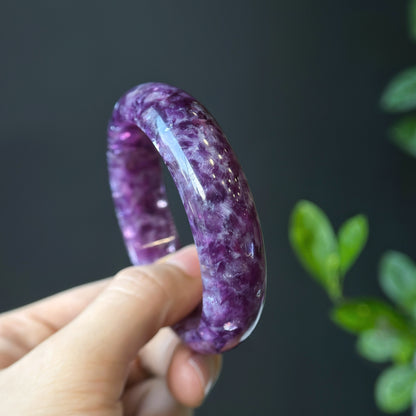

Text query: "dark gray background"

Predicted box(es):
[1, 0, 416, 414]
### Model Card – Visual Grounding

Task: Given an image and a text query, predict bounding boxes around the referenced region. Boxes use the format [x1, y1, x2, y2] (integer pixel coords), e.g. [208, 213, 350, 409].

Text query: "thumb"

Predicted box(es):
[57, 245, 202, 381]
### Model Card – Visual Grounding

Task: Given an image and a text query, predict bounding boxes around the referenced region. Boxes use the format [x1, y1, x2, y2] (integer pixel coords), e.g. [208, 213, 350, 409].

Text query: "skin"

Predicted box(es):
[0, 245, 222, 415]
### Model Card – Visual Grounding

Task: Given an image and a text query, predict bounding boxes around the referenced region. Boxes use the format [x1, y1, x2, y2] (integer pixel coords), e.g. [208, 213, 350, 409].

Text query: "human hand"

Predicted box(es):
[0, 245, 222, 415]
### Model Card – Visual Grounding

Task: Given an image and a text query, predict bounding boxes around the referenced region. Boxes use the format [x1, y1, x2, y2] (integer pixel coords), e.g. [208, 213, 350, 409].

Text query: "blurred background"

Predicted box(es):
[1, 0, 416, 414]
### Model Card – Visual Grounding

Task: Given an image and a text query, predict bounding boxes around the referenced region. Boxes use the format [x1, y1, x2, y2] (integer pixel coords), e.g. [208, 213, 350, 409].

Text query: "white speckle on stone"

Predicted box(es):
[248, 242, 255, 258]
[223, 321, 238, 331]
[156, 199, 168, 208]
[167, 243, 176, 253]
[123, 227, 135, 239]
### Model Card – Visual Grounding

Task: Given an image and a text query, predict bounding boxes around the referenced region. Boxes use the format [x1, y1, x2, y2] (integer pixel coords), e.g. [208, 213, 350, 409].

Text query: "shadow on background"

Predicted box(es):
[1, 1, 416, 414]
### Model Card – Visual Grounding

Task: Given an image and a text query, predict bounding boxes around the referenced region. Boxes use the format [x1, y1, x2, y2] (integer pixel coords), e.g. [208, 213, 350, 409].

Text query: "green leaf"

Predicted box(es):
[390, 116, 416, 158]
[289, 200, 341, 300]
[375, 365, 416, 413]
[331, 298, 408, 334]
[338, 215, 368, 276]
[357, 328, 415, 364]
[381, 67, 416, 112]
[409, 0, 416, 42]
[380, 251, 416, 320]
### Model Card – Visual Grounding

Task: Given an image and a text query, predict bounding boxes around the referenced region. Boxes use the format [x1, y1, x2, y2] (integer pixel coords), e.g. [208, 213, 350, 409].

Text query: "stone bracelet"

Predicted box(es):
[107, 82, 266, 354]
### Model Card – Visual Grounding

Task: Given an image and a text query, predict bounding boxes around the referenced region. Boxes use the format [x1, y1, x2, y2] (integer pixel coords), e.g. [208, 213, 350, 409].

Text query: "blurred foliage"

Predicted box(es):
[380, 252, 416, 320]
[289, 201, 367, 300]
[289, 201, 341, 300]
[389, 117, 416, 157]
[381, 67, 416, 113]
[331, 298, 409, 335]
[381, 0, 416, 158]
[376, 365, 416, 413]
[357, 329, 415, 364]
[289, 201, 416, 413]
[289, 1, 416, 413]
[338, 215, 368, 277]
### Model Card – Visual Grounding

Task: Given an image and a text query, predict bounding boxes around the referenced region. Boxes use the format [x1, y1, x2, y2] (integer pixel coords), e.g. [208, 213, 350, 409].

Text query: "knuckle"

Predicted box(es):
[0, 316, 27, 347]
[0, 318, 14, 340]
[0, 317, 28, 366]
[113, 265, 173, 308]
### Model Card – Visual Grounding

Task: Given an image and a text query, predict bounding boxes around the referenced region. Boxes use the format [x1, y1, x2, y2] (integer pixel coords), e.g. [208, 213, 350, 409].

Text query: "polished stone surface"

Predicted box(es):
[107, 82, 266, 353]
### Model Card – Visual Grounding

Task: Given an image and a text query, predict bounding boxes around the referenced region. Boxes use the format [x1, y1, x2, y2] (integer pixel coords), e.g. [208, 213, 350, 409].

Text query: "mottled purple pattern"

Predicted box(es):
[107, 82, 266, 354]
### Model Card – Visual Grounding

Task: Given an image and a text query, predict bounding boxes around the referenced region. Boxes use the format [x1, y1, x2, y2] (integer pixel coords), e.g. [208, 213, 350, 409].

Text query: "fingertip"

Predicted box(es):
[167, 344, 221, 408]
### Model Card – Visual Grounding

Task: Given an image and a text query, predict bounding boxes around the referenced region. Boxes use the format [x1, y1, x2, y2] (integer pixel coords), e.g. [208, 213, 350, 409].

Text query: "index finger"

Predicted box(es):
[0, 278, 110, 368]
[57, 245, 202, 378]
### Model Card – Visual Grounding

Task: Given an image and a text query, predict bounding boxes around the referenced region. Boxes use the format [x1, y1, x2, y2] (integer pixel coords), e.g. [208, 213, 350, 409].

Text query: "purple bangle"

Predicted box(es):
[107, 82, 266, 354]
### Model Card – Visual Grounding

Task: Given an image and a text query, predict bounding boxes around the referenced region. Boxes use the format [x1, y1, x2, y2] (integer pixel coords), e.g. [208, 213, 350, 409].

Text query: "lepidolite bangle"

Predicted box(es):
[107, 82, 266, 354]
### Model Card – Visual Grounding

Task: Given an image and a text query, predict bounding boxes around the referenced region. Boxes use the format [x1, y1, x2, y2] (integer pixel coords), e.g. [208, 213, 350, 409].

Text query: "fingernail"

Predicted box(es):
[164, 245, 200, 278]
[188, 353, 221, 396]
